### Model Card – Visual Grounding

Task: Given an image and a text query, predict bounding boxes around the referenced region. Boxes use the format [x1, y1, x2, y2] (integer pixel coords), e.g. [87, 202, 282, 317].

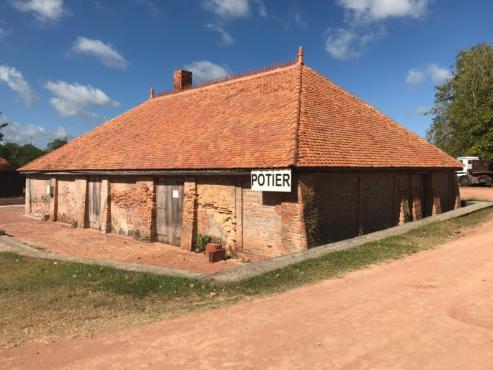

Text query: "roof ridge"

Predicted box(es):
[154, 58, 297, 99]
[290, 54, 304, 167]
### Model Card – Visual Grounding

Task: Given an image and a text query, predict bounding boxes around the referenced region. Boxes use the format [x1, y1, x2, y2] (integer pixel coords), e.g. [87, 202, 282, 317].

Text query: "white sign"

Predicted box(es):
[251, 169, 291, 192]
[172, 190, 180, 198]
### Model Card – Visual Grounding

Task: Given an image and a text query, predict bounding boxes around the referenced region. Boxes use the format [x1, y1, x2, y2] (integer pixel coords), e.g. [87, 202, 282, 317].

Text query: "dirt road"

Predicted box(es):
[2, 218, 493, 369]
[460, 186, 493, 201]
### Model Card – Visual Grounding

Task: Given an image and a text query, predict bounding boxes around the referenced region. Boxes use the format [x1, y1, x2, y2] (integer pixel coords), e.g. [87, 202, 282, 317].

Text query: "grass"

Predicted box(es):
[1, 206, 493, 347]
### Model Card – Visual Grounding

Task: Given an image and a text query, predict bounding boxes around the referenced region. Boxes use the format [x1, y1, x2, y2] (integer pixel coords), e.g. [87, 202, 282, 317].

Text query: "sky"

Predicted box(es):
[0, 0, 492, 148]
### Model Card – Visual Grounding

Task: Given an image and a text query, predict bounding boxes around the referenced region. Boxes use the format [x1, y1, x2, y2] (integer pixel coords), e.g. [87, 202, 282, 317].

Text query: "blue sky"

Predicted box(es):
[0, 0, 492, 147]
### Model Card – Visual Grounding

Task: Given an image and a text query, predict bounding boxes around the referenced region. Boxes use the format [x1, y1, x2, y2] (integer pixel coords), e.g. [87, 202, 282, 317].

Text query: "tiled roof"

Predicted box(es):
[20, 58, 460, 172]
[0, 156, 13, 171]
[297, 67, 460, 168]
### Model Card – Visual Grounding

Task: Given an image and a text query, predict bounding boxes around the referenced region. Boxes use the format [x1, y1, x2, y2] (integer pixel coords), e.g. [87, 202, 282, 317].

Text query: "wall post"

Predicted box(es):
[49, 177, 58, 221]
[180, 176, 197, 251]
[99, 178, 111, 233]
[25, 177, 31, 215]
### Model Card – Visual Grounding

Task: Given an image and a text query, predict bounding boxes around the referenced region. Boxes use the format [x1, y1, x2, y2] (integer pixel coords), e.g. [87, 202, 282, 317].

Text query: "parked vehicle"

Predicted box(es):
[456, 156, 492, 186]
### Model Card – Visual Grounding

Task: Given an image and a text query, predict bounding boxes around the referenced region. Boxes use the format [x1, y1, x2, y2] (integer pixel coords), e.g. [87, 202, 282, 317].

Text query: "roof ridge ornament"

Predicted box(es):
[150, 87, 155, 99]
[297, 46, 304, 65]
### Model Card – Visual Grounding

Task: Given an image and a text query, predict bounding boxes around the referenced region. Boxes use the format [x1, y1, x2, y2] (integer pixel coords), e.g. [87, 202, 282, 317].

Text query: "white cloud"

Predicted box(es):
[405, 68, 426, 86]
[338, 0, 428, 23]
[202, 0, 250, 18]
[0, 65, 39, 106]
[293, 12, 307, 28]
[72, 37, 128, 69]
[44, 81, 118, 120]
[253, 0, 267, 17]
[325, 27, 382, 60]
[10, 0, 65, 22]
[405, 64, 451, 86]
[326, 0, 429, 60]
[202, 0, 266, 18]
[2, 120, 68, 146]
[428, 63, 452, 84]
[183, 61, 229, 84]
[202, 1, 266, 45]
[206, 23, 235, 46]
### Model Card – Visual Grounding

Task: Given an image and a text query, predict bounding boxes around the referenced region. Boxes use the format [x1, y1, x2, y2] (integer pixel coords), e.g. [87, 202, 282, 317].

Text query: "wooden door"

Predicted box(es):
[156, 178, 184, 246]
[88, 178, 101, 229]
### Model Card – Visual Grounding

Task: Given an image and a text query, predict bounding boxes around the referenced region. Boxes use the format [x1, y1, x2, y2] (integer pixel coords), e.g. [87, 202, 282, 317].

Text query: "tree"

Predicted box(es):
[0, 143, 45, 168]
[427, 43, 493, 162]
[46, 138, 68, 152]
[0, 113, 8, 143]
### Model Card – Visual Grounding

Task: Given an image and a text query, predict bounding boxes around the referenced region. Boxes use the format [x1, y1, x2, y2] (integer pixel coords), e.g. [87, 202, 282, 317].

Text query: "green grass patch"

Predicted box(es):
[1, 206, 492, 347]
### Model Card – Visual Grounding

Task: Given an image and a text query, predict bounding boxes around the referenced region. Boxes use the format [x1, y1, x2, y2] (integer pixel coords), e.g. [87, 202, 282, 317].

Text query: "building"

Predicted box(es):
[19, 48, 461, 260]
[0, 156, 25, 198]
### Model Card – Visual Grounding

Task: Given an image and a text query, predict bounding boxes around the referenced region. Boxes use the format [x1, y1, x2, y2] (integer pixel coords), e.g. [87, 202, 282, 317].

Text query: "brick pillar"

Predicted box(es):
[431, 174, 442, 216]
[134, 179, 155, 242]
[180, 177, 197, 251]
[25, 177, 31, 215]
[100, 178, 111, 233]
[75, 178, 87, 228]
[234, 181, 243, 255]
[411, 175, 422, 221]
[397, 175, 411, 225]
[49, 177, 58, 221]
[452, 172, 461, 209]
[399, 199, 410, 225]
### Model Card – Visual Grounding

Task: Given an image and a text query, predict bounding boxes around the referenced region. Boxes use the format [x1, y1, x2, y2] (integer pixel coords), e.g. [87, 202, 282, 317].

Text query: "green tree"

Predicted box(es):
[0, 143, 45, 168]
[427, 43, 493, 162]
[46, 138, 68, 152]
[0, 113, 8, 143]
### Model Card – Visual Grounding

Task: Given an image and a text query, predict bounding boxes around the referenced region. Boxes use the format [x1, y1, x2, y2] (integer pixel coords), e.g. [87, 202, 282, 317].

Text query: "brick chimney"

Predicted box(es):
[173, 70, 192, 91]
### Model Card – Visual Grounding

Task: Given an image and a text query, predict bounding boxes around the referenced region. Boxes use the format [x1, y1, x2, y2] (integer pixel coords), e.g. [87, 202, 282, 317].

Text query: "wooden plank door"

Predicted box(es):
[88, 178, 101, 229]
[156, 178, 184, 246]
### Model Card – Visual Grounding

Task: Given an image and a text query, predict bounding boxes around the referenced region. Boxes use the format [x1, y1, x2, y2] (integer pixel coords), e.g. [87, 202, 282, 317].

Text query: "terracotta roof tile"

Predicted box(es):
[297, 67, 460, 168]
[20, 60, 460, 172]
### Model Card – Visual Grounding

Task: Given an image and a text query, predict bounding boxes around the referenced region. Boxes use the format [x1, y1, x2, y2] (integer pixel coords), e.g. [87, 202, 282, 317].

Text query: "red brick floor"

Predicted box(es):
[0, 206, 240, 274]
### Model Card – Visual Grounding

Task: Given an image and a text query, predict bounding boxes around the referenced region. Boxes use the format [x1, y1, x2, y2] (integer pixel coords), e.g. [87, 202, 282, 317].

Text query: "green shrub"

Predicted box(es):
[195, 234, 212, 253]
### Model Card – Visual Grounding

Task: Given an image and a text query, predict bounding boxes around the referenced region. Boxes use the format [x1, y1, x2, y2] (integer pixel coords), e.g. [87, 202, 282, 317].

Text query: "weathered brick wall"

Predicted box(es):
[299, 170, 459, 247]
[110, 177, 155, 241]
[28, 177, 50, 218]
[24, 169, 460, 259]
[300, 173, 358, 245]
[359, 174, 397, 234]
[432, 171, 457, 213]
[56, 177, 78, 224]
[196, 177, 237, 254]
[240, 177, 305, 259]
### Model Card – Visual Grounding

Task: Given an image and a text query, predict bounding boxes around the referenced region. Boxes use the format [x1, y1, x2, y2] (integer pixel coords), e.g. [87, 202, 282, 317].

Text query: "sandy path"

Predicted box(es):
[460, 186, 493, 201]
[2, 219, 493, 369]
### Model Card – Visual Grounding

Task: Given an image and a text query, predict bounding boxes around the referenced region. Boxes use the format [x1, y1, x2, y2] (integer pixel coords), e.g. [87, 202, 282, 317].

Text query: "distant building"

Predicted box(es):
[0, 156, 24, 198]
[19, 48, 461, 259]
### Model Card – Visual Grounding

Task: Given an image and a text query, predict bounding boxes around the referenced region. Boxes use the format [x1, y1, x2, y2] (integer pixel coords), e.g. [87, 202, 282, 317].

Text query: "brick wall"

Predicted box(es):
[24, 169, 460, 259]
[27, 177, 50, 218]
[299, 170, 459, 247]
[239, 177, 305, 259]
[196, 177, 237, 255]
[110, 177, 155, 241]
[56, 177, 78, 224]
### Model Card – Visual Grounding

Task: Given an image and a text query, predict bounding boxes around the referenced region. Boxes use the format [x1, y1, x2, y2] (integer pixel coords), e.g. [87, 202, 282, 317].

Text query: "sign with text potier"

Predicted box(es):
[251, 169, 291, 192]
